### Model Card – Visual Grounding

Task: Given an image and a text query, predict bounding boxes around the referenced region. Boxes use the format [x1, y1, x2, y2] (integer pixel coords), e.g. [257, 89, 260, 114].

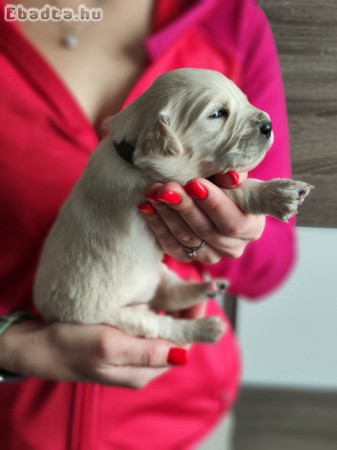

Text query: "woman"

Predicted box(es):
[0, 0, 296, 448]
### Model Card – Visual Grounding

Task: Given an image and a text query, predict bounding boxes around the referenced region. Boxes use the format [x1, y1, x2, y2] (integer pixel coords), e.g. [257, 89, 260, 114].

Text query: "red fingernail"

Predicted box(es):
[184, 181, 208, 199]
[227, 171, 240, 186]
[137, 203, 155, 215]
[167, 348, 187, 365]
[156, 190, 181, 205]
[145, 192, 163, 205]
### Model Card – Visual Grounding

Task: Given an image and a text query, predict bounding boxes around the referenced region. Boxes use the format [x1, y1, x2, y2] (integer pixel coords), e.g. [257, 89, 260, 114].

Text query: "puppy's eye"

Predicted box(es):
[209, 109, 228, 119]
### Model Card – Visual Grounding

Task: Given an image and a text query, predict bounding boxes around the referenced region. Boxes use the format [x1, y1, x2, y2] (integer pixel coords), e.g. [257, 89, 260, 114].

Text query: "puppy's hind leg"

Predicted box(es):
[108, 305, 226, 344]
[150, 264, 227, 313]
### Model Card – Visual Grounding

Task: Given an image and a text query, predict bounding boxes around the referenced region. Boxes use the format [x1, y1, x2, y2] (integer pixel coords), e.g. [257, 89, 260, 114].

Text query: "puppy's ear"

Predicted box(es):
[140, 114, 183, 157]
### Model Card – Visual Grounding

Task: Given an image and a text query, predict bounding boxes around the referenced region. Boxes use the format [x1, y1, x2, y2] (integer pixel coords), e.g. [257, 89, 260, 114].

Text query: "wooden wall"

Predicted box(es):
[234, 387, 337, 450]
[260, 0, 337, 227]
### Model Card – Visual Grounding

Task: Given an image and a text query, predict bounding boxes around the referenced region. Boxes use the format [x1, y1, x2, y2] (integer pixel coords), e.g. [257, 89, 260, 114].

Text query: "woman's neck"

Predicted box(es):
[15, 0, 157, 134]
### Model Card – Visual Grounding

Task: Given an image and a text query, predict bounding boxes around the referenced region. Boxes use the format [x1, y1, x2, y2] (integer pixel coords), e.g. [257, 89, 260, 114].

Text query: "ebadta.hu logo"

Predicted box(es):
[4, 3, 103, 22]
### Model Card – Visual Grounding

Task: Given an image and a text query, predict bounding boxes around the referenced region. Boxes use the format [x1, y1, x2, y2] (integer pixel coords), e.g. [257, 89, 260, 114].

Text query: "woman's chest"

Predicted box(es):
[19, 0, 155, 132]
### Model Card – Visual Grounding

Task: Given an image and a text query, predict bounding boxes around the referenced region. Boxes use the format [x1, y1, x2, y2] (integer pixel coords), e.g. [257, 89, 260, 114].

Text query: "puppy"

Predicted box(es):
[34, 69, 312, 344]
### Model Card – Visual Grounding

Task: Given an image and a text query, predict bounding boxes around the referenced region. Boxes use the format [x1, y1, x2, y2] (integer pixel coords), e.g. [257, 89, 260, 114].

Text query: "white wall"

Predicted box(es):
[238, 227, 337, 390]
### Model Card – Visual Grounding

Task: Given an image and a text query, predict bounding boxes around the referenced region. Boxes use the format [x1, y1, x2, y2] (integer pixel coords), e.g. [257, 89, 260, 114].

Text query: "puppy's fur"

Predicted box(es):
[34, 69, 312, 344]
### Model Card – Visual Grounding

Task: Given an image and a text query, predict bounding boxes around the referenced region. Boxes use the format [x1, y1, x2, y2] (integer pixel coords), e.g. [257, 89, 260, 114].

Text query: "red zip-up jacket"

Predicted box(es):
[0, 0, 296, 448]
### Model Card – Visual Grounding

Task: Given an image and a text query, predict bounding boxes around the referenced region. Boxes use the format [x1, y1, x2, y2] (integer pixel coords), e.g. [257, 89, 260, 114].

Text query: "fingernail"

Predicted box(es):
[145, 192, 163, 205]
[167, 348, 188, 365]
[227, 171, 240, 186]
[184, 181, 208, 199]
[137, 203, 156, 215]
[156, 190, 181, 205]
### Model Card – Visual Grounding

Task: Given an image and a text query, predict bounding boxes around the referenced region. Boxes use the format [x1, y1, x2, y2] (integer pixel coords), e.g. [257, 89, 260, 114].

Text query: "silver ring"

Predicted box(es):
[183, 240, 206, 257]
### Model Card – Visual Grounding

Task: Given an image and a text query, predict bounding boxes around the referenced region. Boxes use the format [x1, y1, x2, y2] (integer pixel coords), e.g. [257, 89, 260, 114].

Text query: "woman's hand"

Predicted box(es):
[0, 320, 187, 388]
[138, 172, 265, 264]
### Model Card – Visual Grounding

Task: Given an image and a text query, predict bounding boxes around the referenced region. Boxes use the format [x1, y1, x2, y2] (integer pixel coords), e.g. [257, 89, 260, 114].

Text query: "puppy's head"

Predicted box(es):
[110, 69, 274, 183]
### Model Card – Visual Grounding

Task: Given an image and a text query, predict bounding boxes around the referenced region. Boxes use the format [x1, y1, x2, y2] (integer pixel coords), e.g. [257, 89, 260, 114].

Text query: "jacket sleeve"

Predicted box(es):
[201, 0, 297, 298]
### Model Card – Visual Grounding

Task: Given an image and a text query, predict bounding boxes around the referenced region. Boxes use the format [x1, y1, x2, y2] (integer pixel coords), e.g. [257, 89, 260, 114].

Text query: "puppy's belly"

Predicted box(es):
[36, 262, 162, 324]
[73, 265, 161, 323]
[34, 225, 163, 324]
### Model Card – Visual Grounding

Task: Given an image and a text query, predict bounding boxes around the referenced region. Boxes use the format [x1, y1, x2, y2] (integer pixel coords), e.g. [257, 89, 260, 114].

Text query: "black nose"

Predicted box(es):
[260, 121, 272, 138]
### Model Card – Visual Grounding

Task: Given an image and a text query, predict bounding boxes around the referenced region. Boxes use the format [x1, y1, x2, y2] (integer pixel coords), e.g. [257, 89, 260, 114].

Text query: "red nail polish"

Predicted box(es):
[137, 203, 155, 215]
[227, 171, 240, 186]
[156, 190, 181, 205]
[167, 348, 187, 365]
[145, 192, 162, 205]
[184, 181, 208, 199]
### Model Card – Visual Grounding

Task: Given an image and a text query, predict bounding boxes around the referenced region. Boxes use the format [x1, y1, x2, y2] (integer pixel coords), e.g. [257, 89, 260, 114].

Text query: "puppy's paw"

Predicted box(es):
[264, 179, 314, 222]
[206, 279, 229, 298]
[195, 316, 227, 342]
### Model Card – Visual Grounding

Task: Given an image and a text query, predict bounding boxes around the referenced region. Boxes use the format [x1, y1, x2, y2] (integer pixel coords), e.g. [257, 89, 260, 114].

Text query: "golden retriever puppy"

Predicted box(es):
[34, 69, 312, 344]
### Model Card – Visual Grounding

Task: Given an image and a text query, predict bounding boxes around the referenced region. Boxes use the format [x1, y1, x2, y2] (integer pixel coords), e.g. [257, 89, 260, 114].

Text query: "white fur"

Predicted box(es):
[34, 69, 312, 343]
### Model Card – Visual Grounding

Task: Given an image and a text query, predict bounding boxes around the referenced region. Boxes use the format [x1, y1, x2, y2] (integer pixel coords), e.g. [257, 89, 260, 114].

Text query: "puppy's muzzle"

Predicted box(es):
[260, 120, 272, 139]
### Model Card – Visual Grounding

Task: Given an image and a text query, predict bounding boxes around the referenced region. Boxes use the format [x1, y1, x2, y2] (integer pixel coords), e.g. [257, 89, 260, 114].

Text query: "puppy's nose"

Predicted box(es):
[260, 121, 272, 138]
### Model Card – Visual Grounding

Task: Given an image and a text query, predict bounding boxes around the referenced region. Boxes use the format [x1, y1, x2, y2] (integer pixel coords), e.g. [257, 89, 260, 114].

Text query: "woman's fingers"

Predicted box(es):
[138, 177, 265, 262]
[150, 180, 262, 243]
[184, 178, 265, 241]
[34, 322, 188, 388]
[212, 171, 248, 189]
[148, 183, 217, 245]
[142, 183, 222, 263]
[102, 327, 187, 368]
[140, 209, 193, 262]
[93, 327, 188, 387]
[51, 322, 187, 368]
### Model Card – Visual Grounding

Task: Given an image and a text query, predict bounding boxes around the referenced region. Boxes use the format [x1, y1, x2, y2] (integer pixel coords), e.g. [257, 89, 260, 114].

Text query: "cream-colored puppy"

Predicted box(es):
[34, 69, 312, 344]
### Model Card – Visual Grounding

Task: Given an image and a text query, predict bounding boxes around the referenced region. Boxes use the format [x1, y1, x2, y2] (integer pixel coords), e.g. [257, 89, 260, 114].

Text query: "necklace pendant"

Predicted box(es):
[61, 34, 78, 49]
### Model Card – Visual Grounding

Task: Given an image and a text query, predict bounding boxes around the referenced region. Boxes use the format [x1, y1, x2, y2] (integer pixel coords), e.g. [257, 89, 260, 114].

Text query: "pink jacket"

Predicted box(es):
[0, 0, 295, 448]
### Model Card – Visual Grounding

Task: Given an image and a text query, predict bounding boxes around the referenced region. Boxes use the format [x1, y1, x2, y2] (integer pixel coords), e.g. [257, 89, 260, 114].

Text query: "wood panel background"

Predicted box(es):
[234, 387, 337, 450]
[260, 0, 337, 227]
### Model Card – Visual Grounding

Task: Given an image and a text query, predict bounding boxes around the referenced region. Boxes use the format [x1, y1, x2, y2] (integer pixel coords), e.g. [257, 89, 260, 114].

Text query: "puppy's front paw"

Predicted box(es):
[264, 179, 314, 221]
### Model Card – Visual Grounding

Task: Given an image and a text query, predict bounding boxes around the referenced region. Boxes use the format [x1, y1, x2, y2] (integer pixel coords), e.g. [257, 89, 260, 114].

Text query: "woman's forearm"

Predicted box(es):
[0, 321, 41, 375]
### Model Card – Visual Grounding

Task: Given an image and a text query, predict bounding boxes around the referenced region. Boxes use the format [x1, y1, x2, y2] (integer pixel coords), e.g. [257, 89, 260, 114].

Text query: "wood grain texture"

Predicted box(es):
[234, 386, 337, 450]
[260, 0, 337, 227]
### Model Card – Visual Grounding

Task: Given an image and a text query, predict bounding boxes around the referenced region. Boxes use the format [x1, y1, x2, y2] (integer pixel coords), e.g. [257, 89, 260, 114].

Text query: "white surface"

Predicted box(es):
[198, 413, 234, 450]
[238, 226, 337, 390]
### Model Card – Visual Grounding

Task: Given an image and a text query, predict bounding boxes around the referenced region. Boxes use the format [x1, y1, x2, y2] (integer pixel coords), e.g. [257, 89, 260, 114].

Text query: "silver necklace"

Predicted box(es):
[53, 0, 104, 49]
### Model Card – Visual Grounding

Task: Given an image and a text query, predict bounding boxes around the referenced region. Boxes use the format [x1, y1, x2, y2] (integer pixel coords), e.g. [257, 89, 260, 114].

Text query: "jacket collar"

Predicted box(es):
[146, 0, 217, 61]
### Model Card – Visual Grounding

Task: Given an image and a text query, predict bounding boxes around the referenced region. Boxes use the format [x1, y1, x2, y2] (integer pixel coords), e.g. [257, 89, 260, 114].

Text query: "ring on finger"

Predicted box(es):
[183, 240, 206, 258]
